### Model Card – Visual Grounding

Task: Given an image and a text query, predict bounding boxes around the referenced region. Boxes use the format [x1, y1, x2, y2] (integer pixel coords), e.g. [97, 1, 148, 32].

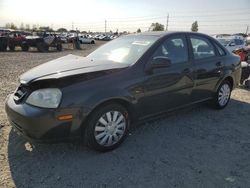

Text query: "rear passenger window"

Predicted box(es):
[214, 43, 226, 56]
[190, 36, 216, 60]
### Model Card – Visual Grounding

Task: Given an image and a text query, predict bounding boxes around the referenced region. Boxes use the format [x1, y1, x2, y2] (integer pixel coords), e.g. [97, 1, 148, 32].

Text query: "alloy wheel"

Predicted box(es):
[218, 83, 231, 107]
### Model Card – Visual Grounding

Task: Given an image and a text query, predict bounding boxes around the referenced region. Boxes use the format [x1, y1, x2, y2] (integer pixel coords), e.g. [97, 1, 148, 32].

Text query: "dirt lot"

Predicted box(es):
[0, 41, 250, 188]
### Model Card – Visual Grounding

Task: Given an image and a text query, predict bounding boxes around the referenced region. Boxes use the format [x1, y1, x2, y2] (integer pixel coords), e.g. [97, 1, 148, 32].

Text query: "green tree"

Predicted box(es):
[137, 28, 141, 33]
[5, 23, 17, 30]
[10, 23, 17, 30]
[150, 22, 164, 31]
[20, 23, 24, 30]
[5, 23, 10, 29]
[32, 24, 38, 31]
[57, 28, 68, 32]
[191, 21, 198, 32]
[39, 26, 54, 32]
[81, 31, 87, 34]
[25, 24, 30, 31]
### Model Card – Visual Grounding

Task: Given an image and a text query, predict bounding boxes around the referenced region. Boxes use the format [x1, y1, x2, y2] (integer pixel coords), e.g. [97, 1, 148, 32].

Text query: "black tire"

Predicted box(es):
[211, 80, 232, 109]
[37, 43, 48, 52]
[21, 44, 29, 51]
[9, 45, 15, 51]
[245, 80, 250, 88]
[91, 40, 95, 44]
[84, 103, 130, 152]
[56, 44, 62, 51]
[1, 44, 7, 51]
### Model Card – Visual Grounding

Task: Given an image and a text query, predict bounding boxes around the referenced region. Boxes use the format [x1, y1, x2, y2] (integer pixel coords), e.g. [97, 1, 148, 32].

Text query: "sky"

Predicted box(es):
[0, 0, 249, 34]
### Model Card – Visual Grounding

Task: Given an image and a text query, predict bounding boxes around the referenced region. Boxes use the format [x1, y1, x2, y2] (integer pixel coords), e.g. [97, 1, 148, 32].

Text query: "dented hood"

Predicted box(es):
[20, 54, 129, 84]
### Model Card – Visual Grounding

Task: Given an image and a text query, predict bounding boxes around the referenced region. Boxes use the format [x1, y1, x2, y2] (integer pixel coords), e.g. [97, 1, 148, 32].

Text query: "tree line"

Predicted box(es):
[4, 21, 199, 33]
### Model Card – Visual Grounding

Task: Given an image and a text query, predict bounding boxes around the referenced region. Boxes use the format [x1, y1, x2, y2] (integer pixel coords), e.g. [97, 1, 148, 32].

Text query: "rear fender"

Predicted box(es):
[214, 72, 234, 93]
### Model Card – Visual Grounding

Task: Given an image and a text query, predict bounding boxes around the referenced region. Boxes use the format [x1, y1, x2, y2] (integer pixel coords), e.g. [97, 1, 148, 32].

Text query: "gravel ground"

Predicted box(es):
[0, 42, 250, 188]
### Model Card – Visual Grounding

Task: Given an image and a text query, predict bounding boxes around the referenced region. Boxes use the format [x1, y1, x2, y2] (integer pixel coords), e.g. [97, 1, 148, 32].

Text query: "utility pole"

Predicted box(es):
[246, 25, 249, 35]
[166, 13, 169, 31]
[105, 20, 107, 34]
[72, 22, 74, 31]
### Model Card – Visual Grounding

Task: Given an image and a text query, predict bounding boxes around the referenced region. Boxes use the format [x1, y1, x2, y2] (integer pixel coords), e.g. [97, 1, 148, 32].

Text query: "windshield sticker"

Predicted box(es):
[132, 41, 151, 46]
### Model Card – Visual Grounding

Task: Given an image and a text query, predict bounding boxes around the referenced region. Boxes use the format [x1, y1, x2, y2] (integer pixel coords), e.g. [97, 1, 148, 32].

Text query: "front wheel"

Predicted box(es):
[84, 103, 130, 152]
[56, 44, 62, 51]
[0, 44, 7, 51]
[211, 80, 232, 109]
[21, 44, 29, 51]
[9, 45, 15, 51]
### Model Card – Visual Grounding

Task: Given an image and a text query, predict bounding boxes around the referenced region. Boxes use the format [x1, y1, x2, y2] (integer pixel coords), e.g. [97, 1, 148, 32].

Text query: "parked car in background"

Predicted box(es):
[78, 35, 95, 44]
[5, 31, 241, 151]
[0, 28, 13, 36]
[94, 34, 101, 40]
[59, 33, 68, 43]
[67, 33, 77, 43]
[110, 35, 118, 40]
[101, 35, 112, 41]
[7, 31, 32, 51]
[23, 33, 63, 52]
[246, 35, 250, 45]
[0, 36, 8, 51]
[97, 35, 106, 40]
[216, 37, 245, 52]
[233, 47, 250, 85]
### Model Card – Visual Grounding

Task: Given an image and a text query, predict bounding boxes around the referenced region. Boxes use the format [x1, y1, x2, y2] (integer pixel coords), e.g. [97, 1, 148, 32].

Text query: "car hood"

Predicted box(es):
[20, 54, 129, 84]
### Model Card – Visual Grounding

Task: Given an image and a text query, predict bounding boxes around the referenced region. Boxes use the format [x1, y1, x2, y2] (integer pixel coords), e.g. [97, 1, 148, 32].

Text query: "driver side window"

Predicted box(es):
[151, 35, 188, 64]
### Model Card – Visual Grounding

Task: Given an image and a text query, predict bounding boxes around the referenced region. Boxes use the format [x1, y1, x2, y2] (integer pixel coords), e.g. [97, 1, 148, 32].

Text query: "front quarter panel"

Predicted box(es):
[59, 68, 145, 117]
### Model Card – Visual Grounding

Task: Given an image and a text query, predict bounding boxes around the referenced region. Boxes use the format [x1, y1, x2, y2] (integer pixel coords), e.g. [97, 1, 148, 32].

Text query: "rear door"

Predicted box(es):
[141, 34, 194, 116]
[188, 34, 224, 101]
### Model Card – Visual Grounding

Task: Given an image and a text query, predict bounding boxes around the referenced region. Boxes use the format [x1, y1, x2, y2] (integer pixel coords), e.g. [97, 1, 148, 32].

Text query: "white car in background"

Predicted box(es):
[216, 37, 245, 52]
[78, 35, 95, 44]
[246, 36, 250, 45]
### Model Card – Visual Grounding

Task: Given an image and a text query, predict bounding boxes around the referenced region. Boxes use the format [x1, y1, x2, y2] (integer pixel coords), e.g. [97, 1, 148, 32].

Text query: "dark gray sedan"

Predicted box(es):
[5, 31, 241, 151]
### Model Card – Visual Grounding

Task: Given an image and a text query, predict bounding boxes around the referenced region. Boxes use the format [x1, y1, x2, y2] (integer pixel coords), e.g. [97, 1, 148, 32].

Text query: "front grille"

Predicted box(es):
[13, 85, 28, 102]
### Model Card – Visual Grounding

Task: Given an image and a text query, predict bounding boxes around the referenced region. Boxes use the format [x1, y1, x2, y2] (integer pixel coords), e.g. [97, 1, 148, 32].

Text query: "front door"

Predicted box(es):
[141, 34, 194, 117]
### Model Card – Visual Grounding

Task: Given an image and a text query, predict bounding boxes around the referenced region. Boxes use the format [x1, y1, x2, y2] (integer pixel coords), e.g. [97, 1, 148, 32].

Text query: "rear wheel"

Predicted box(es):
[211, 80, 232, 109]
[0, 44, 7, 51]
[21, 44, 29, 51]
[37, 42, 48, 52]
[56, 44, 62, 51]
[84, 103, 130, 152]
[9, 44, 15, 51]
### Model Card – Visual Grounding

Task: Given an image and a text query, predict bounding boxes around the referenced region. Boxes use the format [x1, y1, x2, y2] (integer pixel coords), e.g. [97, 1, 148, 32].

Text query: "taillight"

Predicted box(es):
[238, 52, 246, 61]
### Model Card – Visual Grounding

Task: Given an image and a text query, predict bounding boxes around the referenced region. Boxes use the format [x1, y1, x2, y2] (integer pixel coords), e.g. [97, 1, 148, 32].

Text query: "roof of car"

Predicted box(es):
[131, 31, 204, 37]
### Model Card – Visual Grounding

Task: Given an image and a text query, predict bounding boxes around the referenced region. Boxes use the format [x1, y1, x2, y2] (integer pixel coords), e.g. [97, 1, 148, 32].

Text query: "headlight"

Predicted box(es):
[26, 88, 62, 108]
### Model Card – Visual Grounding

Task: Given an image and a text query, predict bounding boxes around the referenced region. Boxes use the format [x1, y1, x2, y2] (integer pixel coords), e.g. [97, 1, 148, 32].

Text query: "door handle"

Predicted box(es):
[216, 62, 222, 67]
[183, 68, 191, 74]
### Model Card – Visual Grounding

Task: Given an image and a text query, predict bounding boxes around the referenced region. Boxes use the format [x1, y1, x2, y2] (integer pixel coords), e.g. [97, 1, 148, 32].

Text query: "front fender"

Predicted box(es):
[84, 88, 137, 111]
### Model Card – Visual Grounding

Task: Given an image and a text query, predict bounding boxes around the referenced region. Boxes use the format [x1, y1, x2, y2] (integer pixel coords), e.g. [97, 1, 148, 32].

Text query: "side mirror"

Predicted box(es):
[146, 56, 171, 73]
[229, 42, 236, 46]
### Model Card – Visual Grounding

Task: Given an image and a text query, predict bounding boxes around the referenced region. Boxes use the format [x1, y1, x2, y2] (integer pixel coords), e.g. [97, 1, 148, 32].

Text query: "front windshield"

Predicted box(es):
[217, 38, 231, 46]
[87, 35, 158, 65]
